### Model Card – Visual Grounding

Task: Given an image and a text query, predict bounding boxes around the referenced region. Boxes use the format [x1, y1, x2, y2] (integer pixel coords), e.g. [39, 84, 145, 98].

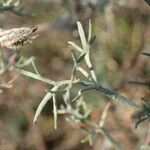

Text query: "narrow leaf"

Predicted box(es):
[68, 41, 83, 52]
[77, 21, 87, 49]
[63, 89, 70, 104]
[77, 67, 89, 78]
[33, 92, 52, 124]
[10, 66, 56, 85]
[81, 135, 92, 145]
[99, 102, 111, 127]
[53, 94, 57, 130]
[71, 50, 78, 65]
[88, 19, 92, 41]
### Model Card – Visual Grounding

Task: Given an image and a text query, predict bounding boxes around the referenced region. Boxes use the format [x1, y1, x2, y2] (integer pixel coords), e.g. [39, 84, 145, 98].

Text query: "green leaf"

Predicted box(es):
[77, 21, 87, 49]
[71, 50, 78, 65]
[52, 94, 57, 130]
[68, 41, 83, 52]
[33, 92, 52, 124]
[88, 19, 92, 41]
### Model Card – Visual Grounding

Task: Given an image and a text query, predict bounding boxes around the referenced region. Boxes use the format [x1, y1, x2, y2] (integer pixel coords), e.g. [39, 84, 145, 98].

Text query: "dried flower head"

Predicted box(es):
[0, 26, 38, 50]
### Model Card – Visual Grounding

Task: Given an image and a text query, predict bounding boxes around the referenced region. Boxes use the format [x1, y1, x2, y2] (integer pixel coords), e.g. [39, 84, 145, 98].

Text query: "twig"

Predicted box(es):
[95, 84, 141, 110]
[96, 128, 122, 150]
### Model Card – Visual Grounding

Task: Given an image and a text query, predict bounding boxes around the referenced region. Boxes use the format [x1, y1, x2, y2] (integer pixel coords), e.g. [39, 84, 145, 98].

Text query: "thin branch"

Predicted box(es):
[95, 84, 141, 110]
[0, 75, 17, 89]
[79, 81, 141, 110]
[96, 128, 122, 150]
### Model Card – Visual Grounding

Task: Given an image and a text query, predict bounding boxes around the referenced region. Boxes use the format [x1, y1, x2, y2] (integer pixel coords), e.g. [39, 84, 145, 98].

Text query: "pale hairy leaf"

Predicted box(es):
[77, 21, 87, 49]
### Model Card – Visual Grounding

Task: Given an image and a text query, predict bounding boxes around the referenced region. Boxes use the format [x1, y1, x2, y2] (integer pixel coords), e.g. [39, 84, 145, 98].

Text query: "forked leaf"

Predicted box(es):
[10, 66, 55, 85]
[77, 21, 87, 49]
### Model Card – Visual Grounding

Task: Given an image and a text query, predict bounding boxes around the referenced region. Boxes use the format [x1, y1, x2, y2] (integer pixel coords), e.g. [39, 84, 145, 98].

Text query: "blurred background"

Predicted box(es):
[0, 0, 150, 149]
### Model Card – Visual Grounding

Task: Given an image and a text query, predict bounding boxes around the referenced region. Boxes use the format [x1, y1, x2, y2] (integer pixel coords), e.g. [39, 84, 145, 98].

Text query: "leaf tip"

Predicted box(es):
[33, 119, 37, 125]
